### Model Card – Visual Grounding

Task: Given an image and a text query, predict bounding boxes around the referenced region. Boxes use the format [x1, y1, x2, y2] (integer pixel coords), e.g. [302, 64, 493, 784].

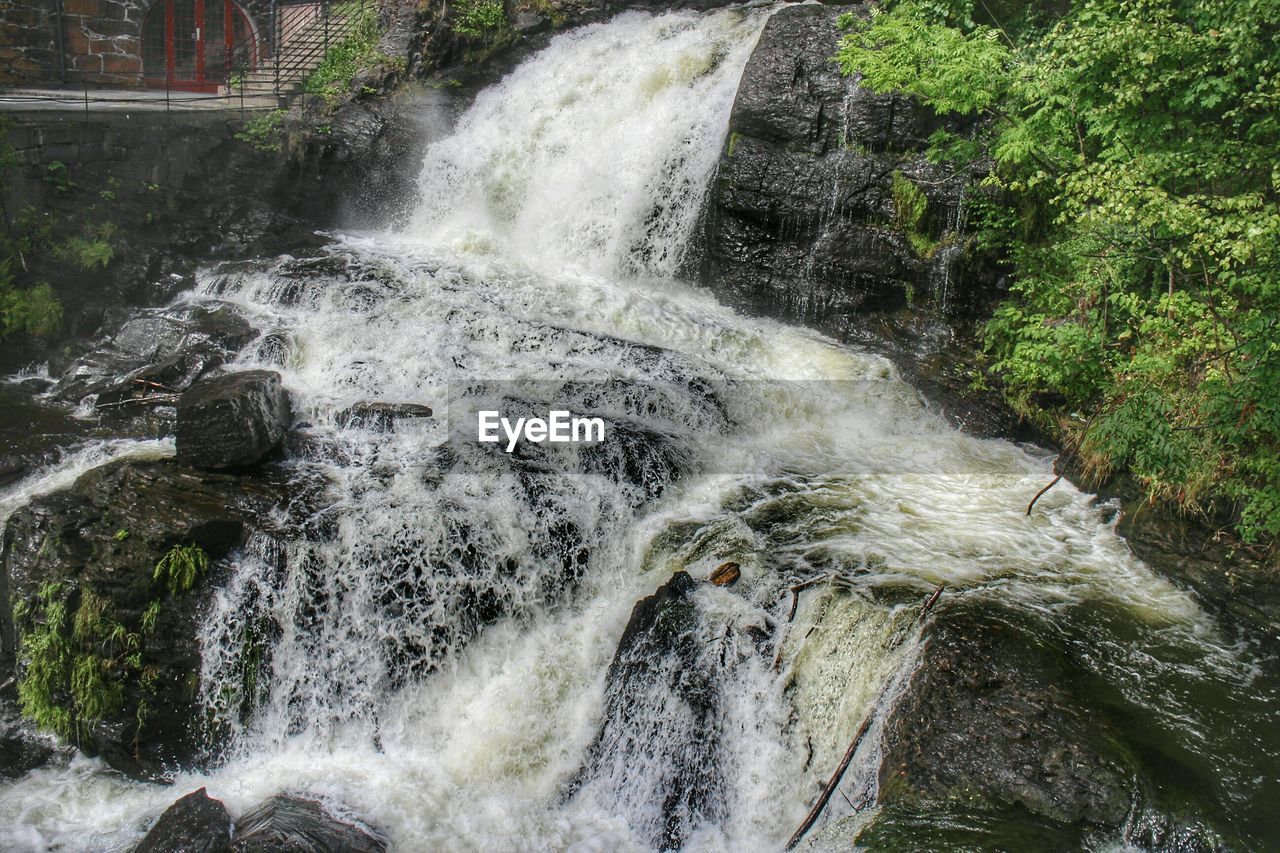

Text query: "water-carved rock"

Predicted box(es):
[335, 401, 434, 432]
[877, 603, 1134, 827]
[230, 795, 386, 852]
[176, 371, 292, 470]
[55, 303, 256, 408]
[574, 571, 723, 849]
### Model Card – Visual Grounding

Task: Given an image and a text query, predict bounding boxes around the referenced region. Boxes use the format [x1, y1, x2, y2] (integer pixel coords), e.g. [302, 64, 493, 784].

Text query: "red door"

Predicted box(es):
[143, 0, 257, 91]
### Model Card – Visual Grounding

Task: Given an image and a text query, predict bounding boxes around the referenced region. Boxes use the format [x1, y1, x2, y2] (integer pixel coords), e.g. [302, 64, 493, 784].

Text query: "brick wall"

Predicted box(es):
[0, 0, 274, 87]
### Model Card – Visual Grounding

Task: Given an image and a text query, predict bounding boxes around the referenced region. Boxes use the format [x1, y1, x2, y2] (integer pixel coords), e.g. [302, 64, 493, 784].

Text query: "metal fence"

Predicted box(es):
[0, 0, 386, 113]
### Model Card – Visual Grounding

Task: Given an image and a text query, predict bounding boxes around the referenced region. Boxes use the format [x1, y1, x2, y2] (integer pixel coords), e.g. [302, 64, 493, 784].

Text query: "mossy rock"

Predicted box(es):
[0, 458, 290, 780]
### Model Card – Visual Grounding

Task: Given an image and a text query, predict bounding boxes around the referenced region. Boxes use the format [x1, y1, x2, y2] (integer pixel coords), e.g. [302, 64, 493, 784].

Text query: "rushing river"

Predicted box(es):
[2, 7, 1278, 851]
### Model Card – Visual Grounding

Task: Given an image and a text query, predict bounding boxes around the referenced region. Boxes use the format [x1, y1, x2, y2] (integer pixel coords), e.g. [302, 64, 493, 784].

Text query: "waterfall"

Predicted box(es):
[408, 10, 757, 279]
[0, 7, 1258, 852]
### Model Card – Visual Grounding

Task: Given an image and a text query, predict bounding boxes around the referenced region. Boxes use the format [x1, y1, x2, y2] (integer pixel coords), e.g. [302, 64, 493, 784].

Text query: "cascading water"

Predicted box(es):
[1, 6, 1276, 852]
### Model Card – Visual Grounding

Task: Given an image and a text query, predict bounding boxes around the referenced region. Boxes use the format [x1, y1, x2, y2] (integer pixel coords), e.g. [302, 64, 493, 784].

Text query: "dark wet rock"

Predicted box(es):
[709, 561, 740, 586]
[575, 571, 722, 849]
[176, 371, 292, 470]
[135, 787, 233, 853]
[0, 459, 290, 780]
[704, 4, 1019, 438]
[0, 454, 33, 489]
[705, 4, 983, 330]
[335, 401, 434, 432]
[249, 332, 293, 368]
[54, 303, 256, 410]
[0, 385, 105, 489]
[231, 795, 386, 852]
[878, 603, 1134, 827]
[0, 703, 55, 779]
[514, 10, 552, 35]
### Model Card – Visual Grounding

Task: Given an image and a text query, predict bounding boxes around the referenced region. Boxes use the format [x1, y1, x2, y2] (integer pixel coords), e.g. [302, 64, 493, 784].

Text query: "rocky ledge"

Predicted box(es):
[0, 458, 292, 780]
[877, 602, 1135, 829]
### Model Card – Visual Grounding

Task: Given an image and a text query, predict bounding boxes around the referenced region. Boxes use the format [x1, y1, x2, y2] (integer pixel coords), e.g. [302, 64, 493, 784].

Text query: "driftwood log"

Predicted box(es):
[784, 583, 946, 850]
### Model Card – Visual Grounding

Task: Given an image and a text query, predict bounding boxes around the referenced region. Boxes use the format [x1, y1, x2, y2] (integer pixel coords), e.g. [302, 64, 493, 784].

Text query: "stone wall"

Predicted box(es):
[0, 109, 300, 369]
[1, 0, 146, 85]
[0, 0, 273, 88]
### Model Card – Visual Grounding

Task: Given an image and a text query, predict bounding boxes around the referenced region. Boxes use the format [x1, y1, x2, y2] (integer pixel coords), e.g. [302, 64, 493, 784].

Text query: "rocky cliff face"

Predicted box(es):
[702, 4, 1029, 439]
[704, 4, 988, 335]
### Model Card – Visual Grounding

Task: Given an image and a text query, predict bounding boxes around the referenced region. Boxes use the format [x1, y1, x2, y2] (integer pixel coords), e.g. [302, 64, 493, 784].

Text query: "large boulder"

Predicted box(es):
[230, 795, 386, 852]
[134, 787, 233, 853]
[572, 571, 722, 850]
[877, 602, 1134, 827]
[704, 3, 1030, 439]
[0, 459, 290, 780]
[705, 4, 987, 336]
[55, 303, 256, 410]
[176, 371, 293, 470]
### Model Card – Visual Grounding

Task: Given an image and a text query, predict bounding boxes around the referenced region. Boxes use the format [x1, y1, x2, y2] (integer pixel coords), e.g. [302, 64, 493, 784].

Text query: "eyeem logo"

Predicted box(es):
[478, 410, 606, 453]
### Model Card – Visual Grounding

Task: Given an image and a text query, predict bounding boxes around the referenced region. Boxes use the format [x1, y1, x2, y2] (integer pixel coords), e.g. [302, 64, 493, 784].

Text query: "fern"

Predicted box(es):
[154, 543, 210, 595]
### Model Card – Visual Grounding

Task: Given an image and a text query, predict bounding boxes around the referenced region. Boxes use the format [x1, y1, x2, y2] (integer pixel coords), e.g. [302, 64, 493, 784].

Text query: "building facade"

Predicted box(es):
[0, 0, 275, 90]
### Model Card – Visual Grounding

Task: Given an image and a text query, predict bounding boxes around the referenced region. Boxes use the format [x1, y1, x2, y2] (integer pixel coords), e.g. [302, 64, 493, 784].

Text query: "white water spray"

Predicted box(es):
[0, 7, 1257, 852]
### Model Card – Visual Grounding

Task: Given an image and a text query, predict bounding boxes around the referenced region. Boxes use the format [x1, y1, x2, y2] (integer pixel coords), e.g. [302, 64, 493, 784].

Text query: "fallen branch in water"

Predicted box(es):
[784, 584, 946, 850]
[918, 583, 945, 620]
[784, 715, 873, 850]
[131, 378, 179, 393]
[774, 575, 835, 671]
[1026, 472, 1064, 515]
[95, 393, 181, 410]
[785, 574, 832, 623]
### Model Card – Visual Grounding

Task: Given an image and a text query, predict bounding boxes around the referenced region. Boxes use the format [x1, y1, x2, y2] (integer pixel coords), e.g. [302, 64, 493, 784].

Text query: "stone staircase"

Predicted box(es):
[232, 4, 362, 100]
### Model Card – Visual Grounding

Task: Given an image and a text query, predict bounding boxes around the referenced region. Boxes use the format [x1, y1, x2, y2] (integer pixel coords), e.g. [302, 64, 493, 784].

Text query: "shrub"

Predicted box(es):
[452, 0, 506, 39]
[235, 109, 285, 152]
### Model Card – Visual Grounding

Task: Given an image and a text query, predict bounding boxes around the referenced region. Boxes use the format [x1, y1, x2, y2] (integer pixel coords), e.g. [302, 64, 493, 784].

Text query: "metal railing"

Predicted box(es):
[0, 0, 382, 113]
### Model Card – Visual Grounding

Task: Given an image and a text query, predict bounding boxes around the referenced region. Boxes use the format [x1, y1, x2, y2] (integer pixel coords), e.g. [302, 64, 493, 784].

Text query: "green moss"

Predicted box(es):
[891, 171, 926, 231]
[15, 585, 142, 740]
[154, 543, 209, 595]
[890, 171, 941, 257]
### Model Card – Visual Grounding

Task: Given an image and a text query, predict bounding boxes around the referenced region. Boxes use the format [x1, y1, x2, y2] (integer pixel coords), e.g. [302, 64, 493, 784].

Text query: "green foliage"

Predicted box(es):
[304, 8, 385, 104]
[154, 543, 209, 595]
[56, 223, 116, 271]
[235, 109, 285, 153]
[452, 0, 506, 39]
[891, 171, 934, 255]
[836, 5, 1010, 115]
[141, 600, 161, 636]
[43, 161, 73, 193]
[0, 270, 62, 338]
[838, 0, 1280, 549]
[15, 585, 142, 740]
